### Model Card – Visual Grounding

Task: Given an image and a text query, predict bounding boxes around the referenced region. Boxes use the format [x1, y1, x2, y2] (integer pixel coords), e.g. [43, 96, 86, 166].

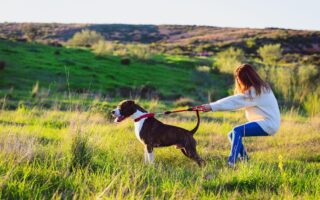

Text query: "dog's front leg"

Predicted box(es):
[146, 145, 154, 164]
[144, 146, 149, 163]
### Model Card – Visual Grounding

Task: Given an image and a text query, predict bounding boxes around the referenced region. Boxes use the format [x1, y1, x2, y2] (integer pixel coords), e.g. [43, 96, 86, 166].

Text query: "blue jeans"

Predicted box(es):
[228, 122, 268, 164]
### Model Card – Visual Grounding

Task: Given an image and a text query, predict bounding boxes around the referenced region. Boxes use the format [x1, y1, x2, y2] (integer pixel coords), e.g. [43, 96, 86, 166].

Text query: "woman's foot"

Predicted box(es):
[239, 154, 250, 162]
[227, 161, 235, 168]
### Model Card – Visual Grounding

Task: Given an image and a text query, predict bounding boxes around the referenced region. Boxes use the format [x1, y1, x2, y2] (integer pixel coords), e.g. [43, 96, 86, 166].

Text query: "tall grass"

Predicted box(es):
[0, 105, 319, 199]
[303, 93, 320, 117]
[70, 131, 93, 170]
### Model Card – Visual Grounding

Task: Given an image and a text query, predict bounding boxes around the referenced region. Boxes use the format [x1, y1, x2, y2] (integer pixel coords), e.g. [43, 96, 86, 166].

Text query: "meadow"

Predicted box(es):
[0, 27, 319, 199]
[0, 103, 319, 199]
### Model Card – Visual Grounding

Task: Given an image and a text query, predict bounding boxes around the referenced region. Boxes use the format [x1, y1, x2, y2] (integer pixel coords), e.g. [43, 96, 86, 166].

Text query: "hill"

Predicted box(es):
[1, 23, 320, 56]
[0, 39, 230, 109]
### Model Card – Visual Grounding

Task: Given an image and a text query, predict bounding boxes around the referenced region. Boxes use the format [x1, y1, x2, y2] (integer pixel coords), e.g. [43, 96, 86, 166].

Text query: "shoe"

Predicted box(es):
[227, 161, 235, 168]
[239, 155, 250, 162]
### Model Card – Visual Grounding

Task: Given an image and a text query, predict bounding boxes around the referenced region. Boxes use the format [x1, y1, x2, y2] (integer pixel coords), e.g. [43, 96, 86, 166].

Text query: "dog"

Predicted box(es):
[112, 100, 205, 166]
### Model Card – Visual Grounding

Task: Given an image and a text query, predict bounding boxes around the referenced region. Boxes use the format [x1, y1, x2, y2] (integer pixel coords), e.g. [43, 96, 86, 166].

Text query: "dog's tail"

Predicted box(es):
[190, 110, 200, 135]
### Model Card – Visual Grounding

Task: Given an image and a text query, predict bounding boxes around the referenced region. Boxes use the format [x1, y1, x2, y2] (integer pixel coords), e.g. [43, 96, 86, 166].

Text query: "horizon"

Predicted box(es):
[1, 0, 319, 31]
[1, 21, 318, 32]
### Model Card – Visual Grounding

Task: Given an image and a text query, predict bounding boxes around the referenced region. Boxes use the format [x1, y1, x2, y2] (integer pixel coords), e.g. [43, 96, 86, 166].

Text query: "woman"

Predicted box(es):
[198, 64, 280, 167]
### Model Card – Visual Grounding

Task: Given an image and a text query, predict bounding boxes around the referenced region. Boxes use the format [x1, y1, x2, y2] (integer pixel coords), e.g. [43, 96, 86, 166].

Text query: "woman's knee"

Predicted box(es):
[233, 126, 244, 137]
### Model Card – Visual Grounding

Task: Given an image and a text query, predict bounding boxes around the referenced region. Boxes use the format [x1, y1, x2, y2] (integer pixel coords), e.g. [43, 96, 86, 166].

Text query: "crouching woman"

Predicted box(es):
[199, 64, 280, 167]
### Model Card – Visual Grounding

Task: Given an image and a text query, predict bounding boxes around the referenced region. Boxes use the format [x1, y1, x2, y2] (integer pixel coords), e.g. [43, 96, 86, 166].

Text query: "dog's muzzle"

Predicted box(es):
[112, 108, 126, 123]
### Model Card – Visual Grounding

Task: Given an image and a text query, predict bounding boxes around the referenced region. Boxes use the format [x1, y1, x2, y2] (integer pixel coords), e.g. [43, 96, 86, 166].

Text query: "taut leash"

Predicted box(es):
[157, 105, 206, 115]
[134, 106, 206, 122]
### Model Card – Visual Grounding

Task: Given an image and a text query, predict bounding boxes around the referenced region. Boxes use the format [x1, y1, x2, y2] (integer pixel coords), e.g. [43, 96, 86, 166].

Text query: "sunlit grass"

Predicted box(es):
[0, 107, 319, 199]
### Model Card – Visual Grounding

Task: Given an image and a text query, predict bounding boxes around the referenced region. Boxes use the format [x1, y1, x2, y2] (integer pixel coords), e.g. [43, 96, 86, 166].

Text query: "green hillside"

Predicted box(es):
[0, 39, 230, 108]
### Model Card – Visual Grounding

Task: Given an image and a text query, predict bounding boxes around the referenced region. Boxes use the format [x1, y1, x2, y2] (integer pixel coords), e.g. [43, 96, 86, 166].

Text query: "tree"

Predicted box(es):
[258, 44, 282, 66]
[215, 47, 245, 74]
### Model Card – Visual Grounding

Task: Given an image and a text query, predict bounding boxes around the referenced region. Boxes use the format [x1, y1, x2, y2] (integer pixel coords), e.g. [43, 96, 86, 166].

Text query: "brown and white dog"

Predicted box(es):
[112, 100, 205, 166]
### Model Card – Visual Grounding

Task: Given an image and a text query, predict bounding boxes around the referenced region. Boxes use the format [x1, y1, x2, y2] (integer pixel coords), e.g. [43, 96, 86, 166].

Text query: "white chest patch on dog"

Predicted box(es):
[131, 110, 147, 143]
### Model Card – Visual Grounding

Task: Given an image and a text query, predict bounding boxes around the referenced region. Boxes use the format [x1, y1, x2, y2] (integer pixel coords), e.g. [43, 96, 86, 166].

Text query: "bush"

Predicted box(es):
[258, 44, 282, 66]
[215, 47, 245, 74]
[0, 61, 6, 70]
[92, 40, 115, 56]
[245, 38, 256, 48]
[92, 41, 156, 60]
[298, 65, 319, 85]
[67, 29, 104, 47]
[272, 67, 294, 100]
[127, 44, 155, 60]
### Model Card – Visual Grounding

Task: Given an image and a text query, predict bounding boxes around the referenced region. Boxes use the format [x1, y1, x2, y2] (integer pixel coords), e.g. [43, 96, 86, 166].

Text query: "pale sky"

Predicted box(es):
[1, 0, 319, 30]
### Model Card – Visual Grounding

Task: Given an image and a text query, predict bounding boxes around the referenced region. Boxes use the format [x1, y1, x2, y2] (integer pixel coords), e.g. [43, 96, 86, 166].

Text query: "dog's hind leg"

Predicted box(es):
[189, 150, 206, 167]
[180, 149, 188, 157]
[181, 147, 205, 166]
[185, 144, 206, 167]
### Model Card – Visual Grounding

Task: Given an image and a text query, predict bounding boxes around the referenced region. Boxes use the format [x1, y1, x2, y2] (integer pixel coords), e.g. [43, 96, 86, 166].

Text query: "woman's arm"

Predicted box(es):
[200, 94, 257, 112]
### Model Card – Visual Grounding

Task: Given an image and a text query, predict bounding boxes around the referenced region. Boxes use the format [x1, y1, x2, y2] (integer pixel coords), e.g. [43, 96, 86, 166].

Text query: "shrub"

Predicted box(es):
[127, 44, 155, 60]
[70, 132, 93, 169]
[266, 66, 296, 104]
[0, 61, 6, 70]
[258, 44, 282, 66]
[245, 38, 256, 48]
[298, 65, 319, 85]
[92, 40, 115, 56]
[67, 29, 104, 47]
[92, 41, 156, 60]
[215, 47, 245, 74]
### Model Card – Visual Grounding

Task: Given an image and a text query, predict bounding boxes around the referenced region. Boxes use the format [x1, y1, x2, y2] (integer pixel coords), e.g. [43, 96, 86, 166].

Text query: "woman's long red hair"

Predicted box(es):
[234, 64, 269, 96]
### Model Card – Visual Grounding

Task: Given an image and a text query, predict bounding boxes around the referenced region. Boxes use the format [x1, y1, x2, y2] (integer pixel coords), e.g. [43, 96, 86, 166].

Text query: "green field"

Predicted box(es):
[0, 40, 229, 106]
[0, 39, 319, 199]
[0, 107, 319, 199]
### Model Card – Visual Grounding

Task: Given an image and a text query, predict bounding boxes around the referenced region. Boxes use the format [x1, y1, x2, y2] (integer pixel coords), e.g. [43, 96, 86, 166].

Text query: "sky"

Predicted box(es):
[0, 0, 319, 30]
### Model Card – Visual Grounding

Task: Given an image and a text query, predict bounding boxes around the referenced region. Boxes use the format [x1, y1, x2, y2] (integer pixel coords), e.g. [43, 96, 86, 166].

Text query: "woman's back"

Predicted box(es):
[244, 87, 280, 135]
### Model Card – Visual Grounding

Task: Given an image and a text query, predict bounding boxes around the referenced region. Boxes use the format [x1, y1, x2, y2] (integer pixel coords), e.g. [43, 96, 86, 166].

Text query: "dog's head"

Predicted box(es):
[112, 100, 146, 123]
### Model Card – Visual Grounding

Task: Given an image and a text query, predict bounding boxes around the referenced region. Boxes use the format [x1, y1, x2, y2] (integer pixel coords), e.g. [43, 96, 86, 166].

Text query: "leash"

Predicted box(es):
[157, 105, 206, 115]
[135, 106, 206, 122]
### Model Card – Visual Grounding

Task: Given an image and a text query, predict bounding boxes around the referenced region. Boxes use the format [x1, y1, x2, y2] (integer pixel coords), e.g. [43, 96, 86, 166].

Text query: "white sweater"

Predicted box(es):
[210, 88, 280, 135]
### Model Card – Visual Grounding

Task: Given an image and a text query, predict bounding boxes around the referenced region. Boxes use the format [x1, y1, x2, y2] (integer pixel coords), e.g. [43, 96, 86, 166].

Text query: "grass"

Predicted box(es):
[0, 105, 319, 199]
[0, 40, 230, 106]
[0, 39, 319, 199]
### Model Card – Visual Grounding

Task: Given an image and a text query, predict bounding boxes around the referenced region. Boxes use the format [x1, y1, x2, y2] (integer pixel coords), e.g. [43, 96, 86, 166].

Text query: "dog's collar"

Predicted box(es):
[134, 113, 155, 122]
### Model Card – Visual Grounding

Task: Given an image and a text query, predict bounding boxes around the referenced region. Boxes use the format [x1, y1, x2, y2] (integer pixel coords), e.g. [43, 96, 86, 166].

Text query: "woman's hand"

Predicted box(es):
[193, 104, 212, 112]
[202, 104, 212, 112]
